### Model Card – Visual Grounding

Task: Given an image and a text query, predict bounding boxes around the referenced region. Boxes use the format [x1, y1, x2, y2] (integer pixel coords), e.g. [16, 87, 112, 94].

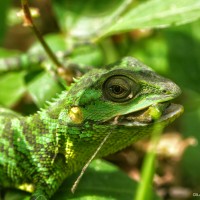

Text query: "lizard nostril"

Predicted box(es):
[162, 89, 168, 94]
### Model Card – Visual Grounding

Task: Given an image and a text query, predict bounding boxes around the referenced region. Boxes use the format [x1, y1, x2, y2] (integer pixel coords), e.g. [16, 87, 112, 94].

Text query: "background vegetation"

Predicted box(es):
[0, 0, 200, 200]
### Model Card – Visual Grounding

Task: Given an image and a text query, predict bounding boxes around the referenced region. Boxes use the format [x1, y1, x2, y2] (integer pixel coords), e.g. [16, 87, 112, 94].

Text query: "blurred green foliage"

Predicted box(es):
[0, 0, 11, 44]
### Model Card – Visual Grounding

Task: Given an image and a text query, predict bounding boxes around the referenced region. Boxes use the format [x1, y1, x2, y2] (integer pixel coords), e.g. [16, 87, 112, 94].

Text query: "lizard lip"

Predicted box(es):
[105, 103, 183, 126]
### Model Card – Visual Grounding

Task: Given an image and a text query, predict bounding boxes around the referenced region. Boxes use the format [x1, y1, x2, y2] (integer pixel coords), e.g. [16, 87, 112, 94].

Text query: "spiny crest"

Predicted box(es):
[39, 76, 83, 112]
[41, 90, 69, 111]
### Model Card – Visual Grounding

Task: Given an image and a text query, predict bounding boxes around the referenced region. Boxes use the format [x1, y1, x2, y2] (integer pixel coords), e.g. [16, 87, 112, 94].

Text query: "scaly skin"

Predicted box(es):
[0, 57, 183, 199]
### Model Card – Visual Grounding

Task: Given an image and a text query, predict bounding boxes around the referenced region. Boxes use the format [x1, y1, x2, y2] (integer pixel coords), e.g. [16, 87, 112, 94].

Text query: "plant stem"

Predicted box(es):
[134, 124, 164, 200]
[21, 0, 62, 68]
[21, 0, 74, 85]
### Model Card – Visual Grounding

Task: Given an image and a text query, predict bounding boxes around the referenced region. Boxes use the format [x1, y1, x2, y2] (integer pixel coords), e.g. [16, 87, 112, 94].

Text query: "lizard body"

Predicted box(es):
[0, 57, 183, 199]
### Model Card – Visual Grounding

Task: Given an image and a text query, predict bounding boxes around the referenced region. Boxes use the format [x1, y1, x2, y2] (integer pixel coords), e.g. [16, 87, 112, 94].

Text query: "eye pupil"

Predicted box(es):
[110, 85, 124, 94]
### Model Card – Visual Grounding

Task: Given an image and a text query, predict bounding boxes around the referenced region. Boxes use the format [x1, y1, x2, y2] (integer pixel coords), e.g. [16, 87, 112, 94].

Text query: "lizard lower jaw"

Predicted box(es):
[106, 103, 183, 126]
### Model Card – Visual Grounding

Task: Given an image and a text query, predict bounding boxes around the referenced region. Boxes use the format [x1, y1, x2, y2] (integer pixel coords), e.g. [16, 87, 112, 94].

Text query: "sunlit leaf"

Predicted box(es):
[101, 0, 200, 37]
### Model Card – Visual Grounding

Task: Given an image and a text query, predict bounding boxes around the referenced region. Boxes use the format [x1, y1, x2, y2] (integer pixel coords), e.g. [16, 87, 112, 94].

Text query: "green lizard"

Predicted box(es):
[0, 57, 183, 200]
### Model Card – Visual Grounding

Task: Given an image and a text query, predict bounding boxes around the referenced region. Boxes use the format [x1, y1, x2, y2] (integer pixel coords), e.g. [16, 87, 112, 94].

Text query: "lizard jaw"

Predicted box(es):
[105, 103, 183, 126]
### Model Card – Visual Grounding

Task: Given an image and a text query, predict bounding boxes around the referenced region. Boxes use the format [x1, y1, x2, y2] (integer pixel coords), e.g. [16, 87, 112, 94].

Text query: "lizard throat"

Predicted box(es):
[104, 103, 183, 126]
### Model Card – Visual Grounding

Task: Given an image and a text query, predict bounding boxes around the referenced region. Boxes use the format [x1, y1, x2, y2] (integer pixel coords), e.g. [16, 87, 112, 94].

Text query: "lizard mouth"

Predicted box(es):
[105, 103, 183, 126]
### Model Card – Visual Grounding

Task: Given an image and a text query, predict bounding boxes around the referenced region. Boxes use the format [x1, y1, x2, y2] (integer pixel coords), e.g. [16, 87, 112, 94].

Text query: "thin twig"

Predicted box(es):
[71, 131, 112, 193]
[21, 0, 62, 68]
[21, 0, 73, 85]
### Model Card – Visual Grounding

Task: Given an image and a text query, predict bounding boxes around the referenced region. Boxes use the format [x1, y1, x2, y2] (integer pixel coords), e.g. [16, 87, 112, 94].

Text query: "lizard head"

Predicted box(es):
[67, 57, 183, 127]
[59, 57, 183, 159]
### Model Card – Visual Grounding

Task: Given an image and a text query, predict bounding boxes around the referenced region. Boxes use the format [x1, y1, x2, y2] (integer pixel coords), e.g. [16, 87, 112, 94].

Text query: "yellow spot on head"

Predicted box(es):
[69, 106, 83, 124]
[18, 183, 35, 193]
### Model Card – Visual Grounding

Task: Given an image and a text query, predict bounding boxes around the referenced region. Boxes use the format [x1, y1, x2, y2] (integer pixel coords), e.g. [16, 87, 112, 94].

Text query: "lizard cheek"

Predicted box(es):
[69, 106, 83, 124]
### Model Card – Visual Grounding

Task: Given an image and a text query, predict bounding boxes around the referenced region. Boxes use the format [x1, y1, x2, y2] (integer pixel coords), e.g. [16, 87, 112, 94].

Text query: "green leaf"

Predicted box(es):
[0, 48, 20, 58]
[128, 37, 169, 75]
[52, 0, 200, 40]
[29, 34, 69, 55]
[0, 48, 22, 73]
[26, 72, 63, 108]
[0, 72, 26, 107]
[101, 0, 200, 38]
[52, 0, 132, 39]
[29, 33, 104, 67]
[69, 45, 104, 67]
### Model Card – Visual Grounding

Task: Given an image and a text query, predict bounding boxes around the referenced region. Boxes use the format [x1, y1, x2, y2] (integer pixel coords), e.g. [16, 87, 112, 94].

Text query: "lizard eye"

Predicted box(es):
[103, 75, 139, 102]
